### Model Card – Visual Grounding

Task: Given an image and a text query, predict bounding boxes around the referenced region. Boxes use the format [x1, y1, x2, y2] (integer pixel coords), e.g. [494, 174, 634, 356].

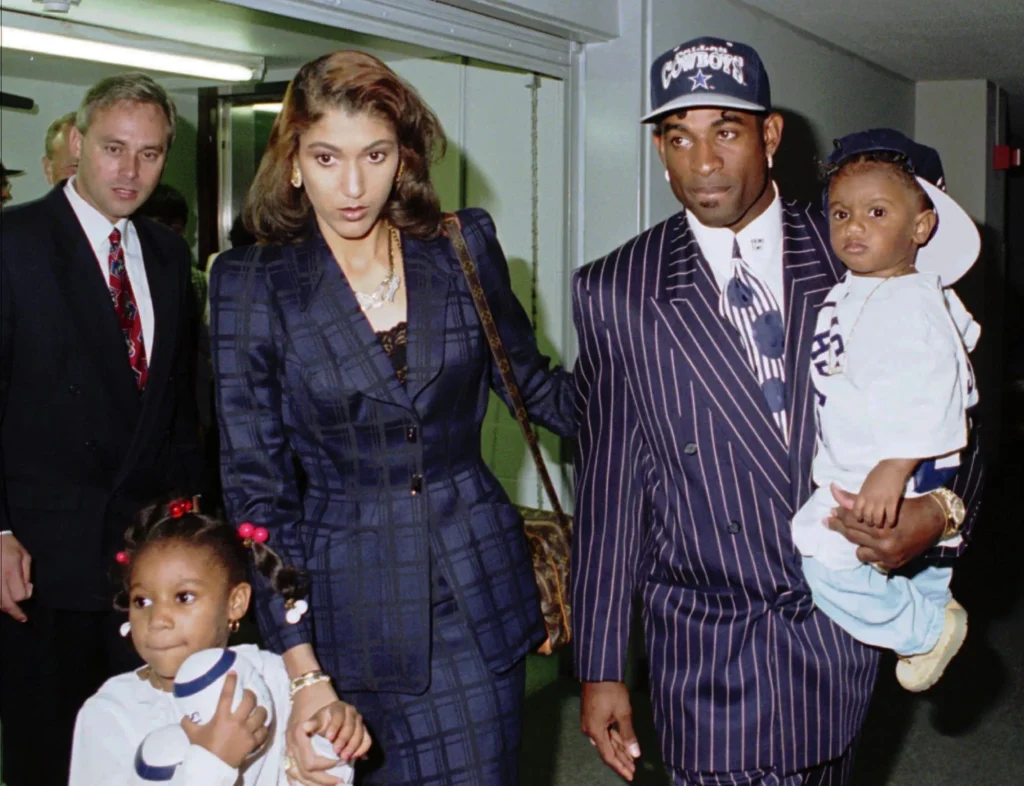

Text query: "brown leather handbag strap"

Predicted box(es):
[443, 214, 567, 519]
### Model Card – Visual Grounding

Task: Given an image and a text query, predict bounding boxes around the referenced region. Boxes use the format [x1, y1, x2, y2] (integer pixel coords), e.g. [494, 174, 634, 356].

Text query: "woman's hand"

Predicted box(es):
[181, 672, 269, 769]
[285, 681, 357, 786]
[304, 696, 372, 763]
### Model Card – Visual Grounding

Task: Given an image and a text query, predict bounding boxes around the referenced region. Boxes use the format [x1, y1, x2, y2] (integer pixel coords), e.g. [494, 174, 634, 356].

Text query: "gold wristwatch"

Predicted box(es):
[928, 488, 966, 541]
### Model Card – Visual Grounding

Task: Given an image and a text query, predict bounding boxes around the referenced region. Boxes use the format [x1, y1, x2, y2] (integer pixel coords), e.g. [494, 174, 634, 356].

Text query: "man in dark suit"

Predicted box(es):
[0, 73, 203, 786]
[571, 38, 983, 784]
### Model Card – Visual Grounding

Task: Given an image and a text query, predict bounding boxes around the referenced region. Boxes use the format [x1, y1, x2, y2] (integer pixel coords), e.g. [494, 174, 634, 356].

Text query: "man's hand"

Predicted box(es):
[826, 483, 944, 570]
[0, 533, 32, 622]
[580, 681, 641, 781]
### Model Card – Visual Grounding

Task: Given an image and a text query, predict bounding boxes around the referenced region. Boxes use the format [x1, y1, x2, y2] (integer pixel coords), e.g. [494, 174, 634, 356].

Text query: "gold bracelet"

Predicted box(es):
[289, 670, 331, 700]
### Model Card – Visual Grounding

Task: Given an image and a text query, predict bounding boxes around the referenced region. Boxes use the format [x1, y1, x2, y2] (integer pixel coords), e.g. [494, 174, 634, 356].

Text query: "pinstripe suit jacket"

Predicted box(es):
[211, 208, 575, 694]
[571, 201, 983, 776]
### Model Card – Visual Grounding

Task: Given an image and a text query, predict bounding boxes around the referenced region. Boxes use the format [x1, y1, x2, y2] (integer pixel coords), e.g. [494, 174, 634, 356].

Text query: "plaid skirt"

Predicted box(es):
[342, 571, 527, 785]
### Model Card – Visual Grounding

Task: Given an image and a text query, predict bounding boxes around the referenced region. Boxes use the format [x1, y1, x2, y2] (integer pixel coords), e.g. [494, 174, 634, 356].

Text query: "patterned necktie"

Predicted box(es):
[718, 239, 788, 439]
[107, 228, 148, 390]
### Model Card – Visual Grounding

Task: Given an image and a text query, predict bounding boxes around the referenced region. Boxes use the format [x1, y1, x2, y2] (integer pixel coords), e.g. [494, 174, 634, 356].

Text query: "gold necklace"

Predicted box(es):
[354, 224, 402, 312]
[826, 264, 913, 375]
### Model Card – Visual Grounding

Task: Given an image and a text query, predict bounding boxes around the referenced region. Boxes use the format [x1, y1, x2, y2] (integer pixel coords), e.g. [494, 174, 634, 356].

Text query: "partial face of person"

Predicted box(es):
[43, 128, 79, 185]
[70, 100, 170, 224]
[295, 108, 400, 242]
[654, 108, 782, 232]
[128, 541, 249, 691]
[827, 163, 936, 277]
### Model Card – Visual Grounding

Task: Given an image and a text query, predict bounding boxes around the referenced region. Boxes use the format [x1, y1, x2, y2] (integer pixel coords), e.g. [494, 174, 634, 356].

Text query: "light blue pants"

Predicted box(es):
[801, 558, 952, 656]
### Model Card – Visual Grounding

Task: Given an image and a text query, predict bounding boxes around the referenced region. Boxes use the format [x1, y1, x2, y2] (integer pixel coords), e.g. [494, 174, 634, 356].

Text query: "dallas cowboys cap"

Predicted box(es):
[825, 128, 980, 286]
[641, 37, 771, 124]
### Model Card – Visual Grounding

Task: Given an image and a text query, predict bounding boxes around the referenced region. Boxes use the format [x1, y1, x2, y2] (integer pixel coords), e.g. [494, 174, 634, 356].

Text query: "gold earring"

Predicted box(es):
[396, 161, 404, 181]
[228, 619, 240, 634]
[290, 166, 302, 188]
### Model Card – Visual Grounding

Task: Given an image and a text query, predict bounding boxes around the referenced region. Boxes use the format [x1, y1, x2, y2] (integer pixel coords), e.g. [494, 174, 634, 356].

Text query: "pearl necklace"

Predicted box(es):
[355, 224, 402, 313]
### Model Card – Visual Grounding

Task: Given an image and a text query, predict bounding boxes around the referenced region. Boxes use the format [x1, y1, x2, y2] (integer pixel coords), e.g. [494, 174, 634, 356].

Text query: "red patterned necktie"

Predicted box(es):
[107, 227, 148, 390]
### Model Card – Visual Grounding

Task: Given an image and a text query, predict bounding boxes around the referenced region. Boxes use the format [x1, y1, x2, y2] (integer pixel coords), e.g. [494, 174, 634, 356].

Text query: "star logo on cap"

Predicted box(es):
[689, 69, 712, 91]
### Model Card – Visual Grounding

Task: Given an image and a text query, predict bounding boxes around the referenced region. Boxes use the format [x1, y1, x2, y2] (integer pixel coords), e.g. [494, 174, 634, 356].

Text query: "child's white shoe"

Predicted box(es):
[895, 598, 967, 692]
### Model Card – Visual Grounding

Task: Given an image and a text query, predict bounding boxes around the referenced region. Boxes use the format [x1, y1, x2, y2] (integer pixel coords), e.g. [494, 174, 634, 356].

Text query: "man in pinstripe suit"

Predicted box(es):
[572, 37, 983, 786]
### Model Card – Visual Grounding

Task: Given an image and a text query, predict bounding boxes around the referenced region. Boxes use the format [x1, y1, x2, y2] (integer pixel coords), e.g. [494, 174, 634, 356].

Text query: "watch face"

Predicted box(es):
[950, 496, 966, 524]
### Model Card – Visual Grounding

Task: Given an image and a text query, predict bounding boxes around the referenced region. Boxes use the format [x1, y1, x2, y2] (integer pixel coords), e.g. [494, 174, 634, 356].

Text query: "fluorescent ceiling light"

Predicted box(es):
[252, 103, 284, 113]
[1, 26, 256, 81]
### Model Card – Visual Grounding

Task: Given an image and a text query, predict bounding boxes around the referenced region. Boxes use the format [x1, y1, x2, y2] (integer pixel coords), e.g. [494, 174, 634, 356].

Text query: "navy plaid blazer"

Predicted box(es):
[571, 202, 984, 776]
[211, 208, 576, 693]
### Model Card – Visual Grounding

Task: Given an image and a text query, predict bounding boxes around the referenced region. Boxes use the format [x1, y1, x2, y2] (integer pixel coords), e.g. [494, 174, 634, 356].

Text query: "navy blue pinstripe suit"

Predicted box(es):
[211, 208, 575, 783]
[571, 201, 983, 781]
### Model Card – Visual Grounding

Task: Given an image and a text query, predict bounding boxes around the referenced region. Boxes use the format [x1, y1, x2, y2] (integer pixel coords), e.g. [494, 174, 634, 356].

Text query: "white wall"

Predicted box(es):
[915, 80, 1009, 458]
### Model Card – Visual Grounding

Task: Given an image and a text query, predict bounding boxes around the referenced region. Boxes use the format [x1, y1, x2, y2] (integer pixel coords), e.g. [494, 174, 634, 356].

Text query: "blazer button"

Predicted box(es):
[68, 383, 81, 395]
[727, 520, 742, 534]
[406, 426, 418, 443]
[85, 439, 98, 450]
[410, 473, 423, 495]
[683, 442, 698, 455]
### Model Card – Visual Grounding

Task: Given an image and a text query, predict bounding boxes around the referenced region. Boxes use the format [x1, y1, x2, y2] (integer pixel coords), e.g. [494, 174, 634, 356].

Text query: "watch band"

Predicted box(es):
[928, 488, 966, 541]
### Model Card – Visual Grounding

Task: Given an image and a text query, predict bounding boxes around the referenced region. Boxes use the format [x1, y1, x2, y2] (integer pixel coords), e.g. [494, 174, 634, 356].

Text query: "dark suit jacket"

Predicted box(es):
[571, 202, 984, 775]
[211, 208, 576, 693]
[0, 186, 204, 610]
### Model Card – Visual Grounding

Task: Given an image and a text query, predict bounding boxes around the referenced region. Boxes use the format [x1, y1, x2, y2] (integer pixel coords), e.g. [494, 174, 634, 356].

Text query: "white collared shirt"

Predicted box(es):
[687, 182, 786, 314]
[64, 177, 154, 355]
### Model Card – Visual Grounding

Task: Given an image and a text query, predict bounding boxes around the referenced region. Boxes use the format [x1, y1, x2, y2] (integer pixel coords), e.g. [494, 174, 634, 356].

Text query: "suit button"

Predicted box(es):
[68, 384, 80, 395]
[85, 439, 98, 450]
[727, 520, 742, 534]
[410, 474, 423, 495]
[684, 442, 698, 455]
[406, 426, 418, 443]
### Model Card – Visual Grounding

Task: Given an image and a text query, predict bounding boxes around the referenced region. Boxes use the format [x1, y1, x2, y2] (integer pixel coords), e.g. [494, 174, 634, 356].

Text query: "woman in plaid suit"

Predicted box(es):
[210, 51, 576, 785]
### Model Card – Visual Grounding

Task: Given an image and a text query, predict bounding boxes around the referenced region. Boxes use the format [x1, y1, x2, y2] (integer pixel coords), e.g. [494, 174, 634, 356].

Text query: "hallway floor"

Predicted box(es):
[522, 437, 1023, 786]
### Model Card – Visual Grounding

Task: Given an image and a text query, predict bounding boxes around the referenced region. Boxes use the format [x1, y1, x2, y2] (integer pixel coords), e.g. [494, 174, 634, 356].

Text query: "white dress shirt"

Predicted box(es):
[65, 178, 155, 355]
[687, 183, 786, 313]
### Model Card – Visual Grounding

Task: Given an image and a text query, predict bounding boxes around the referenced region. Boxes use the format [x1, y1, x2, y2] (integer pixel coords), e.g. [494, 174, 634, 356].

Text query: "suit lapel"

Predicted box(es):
[781, 201, 842, 507]
[652, 213, 793, 509]
[47, 188, 140, 421]
[402, 233, 452, 404]
[290, 232, 412, 411]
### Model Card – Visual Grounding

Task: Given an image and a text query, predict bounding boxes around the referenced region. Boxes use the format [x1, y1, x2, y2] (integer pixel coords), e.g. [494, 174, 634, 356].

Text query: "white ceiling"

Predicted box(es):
[736, 0, 1024, 131]
[0, 0, 446, 87]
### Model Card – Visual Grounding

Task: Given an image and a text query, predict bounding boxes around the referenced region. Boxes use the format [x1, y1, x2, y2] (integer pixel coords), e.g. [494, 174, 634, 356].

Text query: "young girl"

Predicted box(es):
[68, 497, 372, 785]
[792, 129, 980, 692]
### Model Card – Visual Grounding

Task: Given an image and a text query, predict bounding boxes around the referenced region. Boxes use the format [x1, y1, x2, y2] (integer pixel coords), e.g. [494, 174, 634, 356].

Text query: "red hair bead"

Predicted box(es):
[251, 527, 269, 544]
[115, 551, 130, 565]
[237, 522, 255, 539]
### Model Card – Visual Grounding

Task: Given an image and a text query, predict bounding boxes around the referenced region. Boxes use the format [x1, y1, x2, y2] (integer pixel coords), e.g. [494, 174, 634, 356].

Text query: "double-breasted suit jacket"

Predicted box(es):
[211, 208, 576, 693]
[571, 201, 983, 776]
[0, 186, 204, 609]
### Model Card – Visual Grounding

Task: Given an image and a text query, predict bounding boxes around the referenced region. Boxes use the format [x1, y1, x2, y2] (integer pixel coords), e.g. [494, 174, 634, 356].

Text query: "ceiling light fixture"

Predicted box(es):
[1, 10, 264, 82]
[252, 103, 284, 113]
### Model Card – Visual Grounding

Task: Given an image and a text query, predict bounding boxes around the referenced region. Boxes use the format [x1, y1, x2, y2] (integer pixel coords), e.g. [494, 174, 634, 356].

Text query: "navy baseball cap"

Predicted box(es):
[825, 129, 980, 285]
[642, 37, 770, 124]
